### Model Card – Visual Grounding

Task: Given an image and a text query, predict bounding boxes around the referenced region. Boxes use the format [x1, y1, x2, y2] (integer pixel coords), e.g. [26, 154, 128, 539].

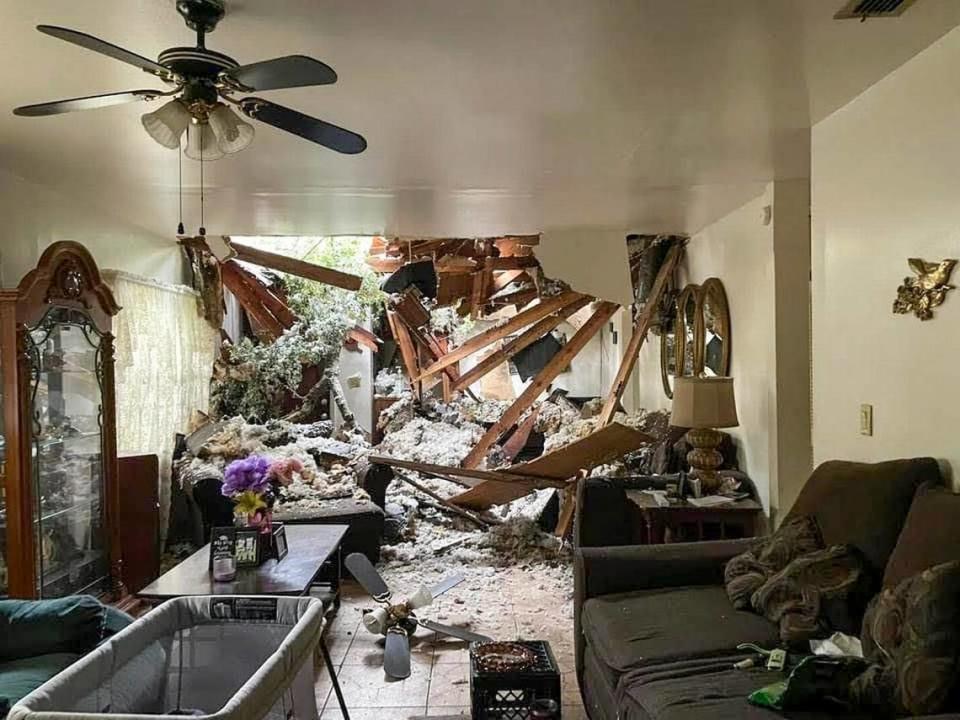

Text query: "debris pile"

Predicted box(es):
[175, 416, 373, 517]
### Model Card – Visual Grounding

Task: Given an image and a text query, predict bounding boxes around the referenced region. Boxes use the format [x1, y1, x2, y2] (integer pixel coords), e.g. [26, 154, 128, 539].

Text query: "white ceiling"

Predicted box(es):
[2, 0, 959, 240]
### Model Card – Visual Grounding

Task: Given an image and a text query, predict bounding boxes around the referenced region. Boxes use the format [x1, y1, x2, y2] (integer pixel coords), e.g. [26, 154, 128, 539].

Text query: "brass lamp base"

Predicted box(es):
[685, 427, 724, 494]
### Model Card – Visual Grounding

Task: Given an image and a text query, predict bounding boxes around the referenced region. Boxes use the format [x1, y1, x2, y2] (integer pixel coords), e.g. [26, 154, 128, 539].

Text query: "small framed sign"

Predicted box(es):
[272, 523, 288, 561]
[234, 527, 262, 567]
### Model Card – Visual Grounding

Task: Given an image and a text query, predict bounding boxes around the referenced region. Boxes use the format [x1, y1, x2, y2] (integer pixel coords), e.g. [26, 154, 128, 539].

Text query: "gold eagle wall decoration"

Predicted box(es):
[892, 258, 957, 321]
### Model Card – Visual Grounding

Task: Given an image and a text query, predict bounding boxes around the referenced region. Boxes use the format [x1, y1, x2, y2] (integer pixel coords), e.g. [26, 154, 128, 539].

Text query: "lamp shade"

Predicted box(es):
[208, 104, 255, 154]
[670, 376, 739, 429]
[141, 99, 191, 149]
[184, 122, 225, 161]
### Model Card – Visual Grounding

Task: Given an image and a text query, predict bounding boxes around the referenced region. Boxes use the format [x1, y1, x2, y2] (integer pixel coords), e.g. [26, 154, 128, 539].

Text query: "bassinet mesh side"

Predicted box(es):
[8, 596, 324, 720]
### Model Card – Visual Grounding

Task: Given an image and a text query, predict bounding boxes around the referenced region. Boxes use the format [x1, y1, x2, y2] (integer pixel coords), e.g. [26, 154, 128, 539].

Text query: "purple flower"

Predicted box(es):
[222, 455, 272, 498]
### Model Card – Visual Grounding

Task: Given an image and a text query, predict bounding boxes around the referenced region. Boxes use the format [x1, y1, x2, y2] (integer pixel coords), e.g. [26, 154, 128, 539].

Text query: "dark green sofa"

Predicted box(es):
[0, 596, 132, 717]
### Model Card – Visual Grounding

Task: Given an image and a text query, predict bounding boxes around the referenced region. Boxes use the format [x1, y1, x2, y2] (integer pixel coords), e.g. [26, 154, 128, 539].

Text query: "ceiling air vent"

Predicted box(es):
[834, 0, 917, 20]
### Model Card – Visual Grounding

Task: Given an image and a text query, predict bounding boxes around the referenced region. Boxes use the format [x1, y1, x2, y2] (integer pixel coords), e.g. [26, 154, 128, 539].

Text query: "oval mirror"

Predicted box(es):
[700, 278, 730, 377]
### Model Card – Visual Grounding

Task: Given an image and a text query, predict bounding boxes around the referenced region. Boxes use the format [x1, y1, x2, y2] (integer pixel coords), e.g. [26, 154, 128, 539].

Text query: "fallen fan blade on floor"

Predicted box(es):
[223, 55, 337, 91]
[14, 90, 161, 117]
[344, 552, 390, 600]
[37, 25, 172, 78]
[430, 574, 466, 599]
[383, 629, 411, 679]
[417, 619, 492, 644]
[239, 97, 366, 154]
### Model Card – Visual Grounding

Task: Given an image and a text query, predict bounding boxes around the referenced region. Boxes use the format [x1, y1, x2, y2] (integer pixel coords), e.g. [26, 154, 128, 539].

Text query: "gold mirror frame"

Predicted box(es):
[699, 277, 731, 377]
[660, 278, 731, 399]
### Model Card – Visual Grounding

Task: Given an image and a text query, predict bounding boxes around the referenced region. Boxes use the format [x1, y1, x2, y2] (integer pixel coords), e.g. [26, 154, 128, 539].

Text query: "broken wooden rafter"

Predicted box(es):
[489, 256, 539, 271]
[228, 240, 363, 292]
[415, 290, 584, 381]
[386, 310, 421, 399]
[451, 295, 592, 393]
[500, 407, 540, 465]
[491, 269, 527, 293]
[461, 301, 620, 469]
[488, 286, 538, 309]
[392, 290, 432, 329]
[392, 470, 495, 529]
[346, 325, 380, 352]
[227, 261, 297, 328]
[452, 422, 652, 510]
[597, 242, 685, 425]
[470, 257, 495, 319]
[219, 260, 286, 341]
[367, 455, 544, 484]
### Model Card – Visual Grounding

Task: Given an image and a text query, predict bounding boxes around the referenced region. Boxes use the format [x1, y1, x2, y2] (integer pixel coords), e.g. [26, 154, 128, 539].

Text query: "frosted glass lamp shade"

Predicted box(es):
[141, 100, 191, 149]
[184, 122, 225, 161]
[670, 376, 739, 429]
[208, 104, 255, 154]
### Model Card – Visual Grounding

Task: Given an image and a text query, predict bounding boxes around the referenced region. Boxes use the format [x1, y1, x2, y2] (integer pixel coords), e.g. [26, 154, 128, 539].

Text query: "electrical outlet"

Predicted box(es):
[859, 404, 873, 436]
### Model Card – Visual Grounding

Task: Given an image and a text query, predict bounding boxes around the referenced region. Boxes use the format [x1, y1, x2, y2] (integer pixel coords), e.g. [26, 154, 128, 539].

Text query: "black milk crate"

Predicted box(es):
[469, 640, 562, 719]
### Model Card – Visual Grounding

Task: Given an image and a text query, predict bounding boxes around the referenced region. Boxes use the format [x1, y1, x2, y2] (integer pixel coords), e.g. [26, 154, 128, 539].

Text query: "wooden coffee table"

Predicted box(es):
[137, 524, 352, 719]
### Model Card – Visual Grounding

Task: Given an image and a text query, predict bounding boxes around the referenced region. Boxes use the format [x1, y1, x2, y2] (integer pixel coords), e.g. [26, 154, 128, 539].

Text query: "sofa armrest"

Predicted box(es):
[575, 537, 756, 601]
[0, 596, 107, 662]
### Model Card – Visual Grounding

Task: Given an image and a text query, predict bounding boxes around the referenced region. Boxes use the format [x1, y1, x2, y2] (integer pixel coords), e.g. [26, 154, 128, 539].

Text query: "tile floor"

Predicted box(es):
[316, 572, 585, 720]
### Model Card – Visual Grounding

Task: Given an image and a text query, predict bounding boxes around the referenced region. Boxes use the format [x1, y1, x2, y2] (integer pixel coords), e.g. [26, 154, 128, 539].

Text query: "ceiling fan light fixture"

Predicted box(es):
[184, 121, 225, 161]
[208, 103, 254, 153]
[141, 99, 191, 149]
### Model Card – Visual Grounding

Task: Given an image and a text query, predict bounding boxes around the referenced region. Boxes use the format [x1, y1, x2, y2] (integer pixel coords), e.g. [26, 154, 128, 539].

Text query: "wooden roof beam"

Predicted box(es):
[461, 301, 620, 468]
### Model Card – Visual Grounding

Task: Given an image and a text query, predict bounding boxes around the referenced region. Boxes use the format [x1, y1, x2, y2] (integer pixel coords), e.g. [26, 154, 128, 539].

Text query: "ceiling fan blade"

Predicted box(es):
[383, 629, 412, 680]
[417, 619, 492, 644]
[239, 97, 366, 154]
[37, 25, 172, 79]
[430, 574, 466, 599]
[14, 89, 162, 117]
[222, 55, 337, 91]
[344, 552, 390, 600]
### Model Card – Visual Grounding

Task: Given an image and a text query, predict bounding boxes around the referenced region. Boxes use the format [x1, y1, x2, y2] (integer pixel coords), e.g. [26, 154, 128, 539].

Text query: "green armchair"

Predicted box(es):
[0, 596, 132, 717]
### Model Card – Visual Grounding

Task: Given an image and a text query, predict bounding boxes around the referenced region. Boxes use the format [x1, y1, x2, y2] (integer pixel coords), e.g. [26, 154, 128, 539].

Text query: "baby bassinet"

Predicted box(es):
[9, 596, 324, 720]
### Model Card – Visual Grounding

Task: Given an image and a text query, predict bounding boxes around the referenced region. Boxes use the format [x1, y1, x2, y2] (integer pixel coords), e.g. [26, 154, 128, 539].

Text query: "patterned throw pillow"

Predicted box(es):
[724, 514, 823, 609]
[850, 560, 960, 716]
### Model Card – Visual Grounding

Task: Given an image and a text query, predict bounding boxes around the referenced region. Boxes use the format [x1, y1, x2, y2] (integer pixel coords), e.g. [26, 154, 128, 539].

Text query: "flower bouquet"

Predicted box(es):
[222, 455, 303, 531]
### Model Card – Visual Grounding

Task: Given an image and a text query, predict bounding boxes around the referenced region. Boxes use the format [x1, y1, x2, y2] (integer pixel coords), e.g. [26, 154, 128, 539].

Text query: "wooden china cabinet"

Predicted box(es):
[0, 241, 124, 599]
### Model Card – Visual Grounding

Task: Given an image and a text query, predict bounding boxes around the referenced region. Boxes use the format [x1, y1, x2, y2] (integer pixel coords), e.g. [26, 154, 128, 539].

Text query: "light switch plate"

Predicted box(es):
[859, 404, 873, 436]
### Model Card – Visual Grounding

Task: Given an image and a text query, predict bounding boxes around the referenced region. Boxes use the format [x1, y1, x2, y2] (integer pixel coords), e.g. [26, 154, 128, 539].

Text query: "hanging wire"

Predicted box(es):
[177, 132, 185, 236]
[199, 125, 206, 237]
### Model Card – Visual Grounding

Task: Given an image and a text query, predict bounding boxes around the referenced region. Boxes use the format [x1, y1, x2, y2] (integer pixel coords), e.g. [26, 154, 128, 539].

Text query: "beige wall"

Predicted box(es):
[633, 182, 811, 517]
[811, 27, 960, 488]
[0, 167, 184, 287]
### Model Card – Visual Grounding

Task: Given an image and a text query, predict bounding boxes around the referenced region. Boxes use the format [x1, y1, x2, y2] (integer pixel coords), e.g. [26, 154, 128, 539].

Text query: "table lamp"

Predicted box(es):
[670, 376, 739, 494]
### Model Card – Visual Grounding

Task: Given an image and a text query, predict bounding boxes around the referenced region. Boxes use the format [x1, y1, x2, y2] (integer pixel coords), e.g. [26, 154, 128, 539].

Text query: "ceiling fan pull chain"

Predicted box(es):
[177, 136, 185, 236]
[199, 130, 206, 237]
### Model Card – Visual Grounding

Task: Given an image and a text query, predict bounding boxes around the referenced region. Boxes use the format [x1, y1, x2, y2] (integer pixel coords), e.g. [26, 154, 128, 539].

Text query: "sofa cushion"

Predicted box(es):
[617, 656, 875, 720]
[0, 653, 79, 716]
[785, 458, 939, 576]
[882, 483, 960, 589]
[851, 560, 960, 717]
[581, 585, 779, 677]
[724, 514, 823, 609]
[0, 597, 105, 662]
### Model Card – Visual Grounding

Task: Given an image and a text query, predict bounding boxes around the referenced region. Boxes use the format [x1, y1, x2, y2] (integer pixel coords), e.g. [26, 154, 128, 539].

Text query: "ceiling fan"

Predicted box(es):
[13, 0, 367, 158]
[344, 552, 493, 680]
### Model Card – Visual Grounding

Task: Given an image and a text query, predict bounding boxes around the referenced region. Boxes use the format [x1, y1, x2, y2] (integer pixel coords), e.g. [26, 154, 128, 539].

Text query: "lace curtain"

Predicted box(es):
[104, 270, 218, 543]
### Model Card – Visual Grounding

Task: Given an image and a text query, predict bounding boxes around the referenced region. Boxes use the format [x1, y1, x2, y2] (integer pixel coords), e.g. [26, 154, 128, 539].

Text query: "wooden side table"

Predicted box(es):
[626, 490, 762, 544]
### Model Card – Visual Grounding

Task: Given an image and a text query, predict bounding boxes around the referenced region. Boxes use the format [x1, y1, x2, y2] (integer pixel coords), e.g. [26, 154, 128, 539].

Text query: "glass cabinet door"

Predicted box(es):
[27, 307, 108, 597]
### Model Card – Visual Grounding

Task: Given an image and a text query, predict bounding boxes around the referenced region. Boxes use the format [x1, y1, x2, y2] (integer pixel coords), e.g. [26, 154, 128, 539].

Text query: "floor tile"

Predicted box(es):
[334, 661, 431, 708]
[423, 707, 471, 717]
[320, 708, 425, 720]
[426, 663, 471, 707]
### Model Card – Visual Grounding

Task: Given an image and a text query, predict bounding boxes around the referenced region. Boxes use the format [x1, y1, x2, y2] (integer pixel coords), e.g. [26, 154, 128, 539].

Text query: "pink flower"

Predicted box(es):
[268, 457, 304, 486]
